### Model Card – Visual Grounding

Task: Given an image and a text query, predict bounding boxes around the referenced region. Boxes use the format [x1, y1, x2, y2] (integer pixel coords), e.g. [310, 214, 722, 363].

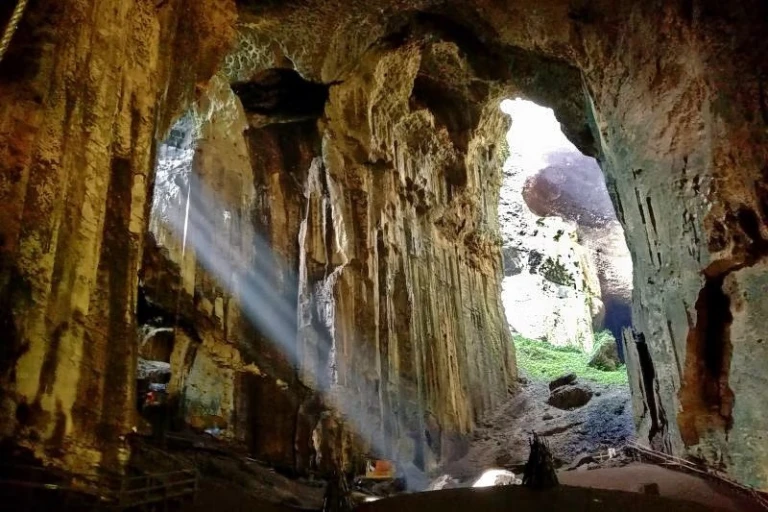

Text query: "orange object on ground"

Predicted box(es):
[366, 460, 395, 479]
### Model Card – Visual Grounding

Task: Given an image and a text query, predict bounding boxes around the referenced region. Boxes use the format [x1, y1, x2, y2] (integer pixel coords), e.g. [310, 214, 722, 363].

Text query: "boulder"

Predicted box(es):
[548, 385, 593, 410]
[548, 373, 577, 391]
[588, 338, 621, 371]
[137, 358, 171, 383]
[502, 247, 524, 277]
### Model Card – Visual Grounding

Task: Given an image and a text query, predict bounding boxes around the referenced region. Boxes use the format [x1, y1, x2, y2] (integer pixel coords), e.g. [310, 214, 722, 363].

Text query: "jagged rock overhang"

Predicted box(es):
[230, 5, 597, 156]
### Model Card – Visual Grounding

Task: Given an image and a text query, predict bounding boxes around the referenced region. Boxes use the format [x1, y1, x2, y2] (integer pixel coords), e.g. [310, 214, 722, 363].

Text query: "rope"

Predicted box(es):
[0, 0, 29, 63]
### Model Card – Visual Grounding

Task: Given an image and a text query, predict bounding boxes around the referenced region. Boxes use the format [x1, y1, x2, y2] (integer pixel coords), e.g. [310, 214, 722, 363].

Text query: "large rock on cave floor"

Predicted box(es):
[589, 340, 621, 372]
[548, 385, 594, 411]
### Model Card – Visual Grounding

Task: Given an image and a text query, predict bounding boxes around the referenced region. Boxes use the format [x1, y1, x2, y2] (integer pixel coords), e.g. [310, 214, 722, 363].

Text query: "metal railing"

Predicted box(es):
[114, 469, 198, 509]
[0, 464, 198, 511]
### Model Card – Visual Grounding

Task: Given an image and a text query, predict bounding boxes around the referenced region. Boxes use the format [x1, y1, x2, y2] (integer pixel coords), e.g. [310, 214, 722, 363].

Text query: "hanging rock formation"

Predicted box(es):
[142, 37, 516, 476]
[0, 0, 767, 495]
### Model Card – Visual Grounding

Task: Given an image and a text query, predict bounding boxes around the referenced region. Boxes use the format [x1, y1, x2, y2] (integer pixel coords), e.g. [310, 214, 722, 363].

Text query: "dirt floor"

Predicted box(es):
[356, 484, 732, 512]
[442, 377, 634, 481]
[559, 463, 766, 512]
[187, 479, 319, 512]
[129, 433, 326, 511]
[428, 376, 767, 512]
[130, 378, 766, 512]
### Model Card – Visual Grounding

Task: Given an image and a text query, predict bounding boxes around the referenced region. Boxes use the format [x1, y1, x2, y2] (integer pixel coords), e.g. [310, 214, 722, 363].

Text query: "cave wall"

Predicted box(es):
[0, 0, 235, 473]
[309, 41, 516, 469]
[0, 0, 766, 492]
[143, 37, 516, 476]
[232, 0, 768, 489]
[578, 2, 768, 489]
[142, 74, 315, 473]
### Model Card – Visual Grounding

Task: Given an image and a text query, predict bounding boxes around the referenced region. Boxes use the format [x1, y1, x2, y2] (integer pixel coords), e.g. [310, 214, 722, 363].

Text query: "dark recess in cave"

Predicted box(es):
[696, 275, 734, 412]
[232, 68, 331, 121]
[603, 299, 631, 361]
[634, 332, 664, 442]
[679, 271, 735, 446]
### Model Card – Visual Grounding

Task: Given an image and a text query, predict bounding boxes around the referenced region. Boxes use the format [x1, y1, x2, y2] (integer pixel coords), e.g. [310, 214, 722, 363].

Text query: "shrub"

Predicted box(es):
[588, 329, 620, 371]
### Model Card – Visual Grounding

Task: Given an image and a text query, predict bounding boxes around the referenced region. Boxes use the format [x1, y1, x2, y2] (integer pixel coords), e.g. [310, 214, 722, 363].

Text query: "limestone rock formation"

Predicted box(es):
[521, 147, 634, 341]
[499, 103, 604, 351]
[0, 0, 237, 474]
[140, 36, 516, 477]
[0, 0, 766, 495]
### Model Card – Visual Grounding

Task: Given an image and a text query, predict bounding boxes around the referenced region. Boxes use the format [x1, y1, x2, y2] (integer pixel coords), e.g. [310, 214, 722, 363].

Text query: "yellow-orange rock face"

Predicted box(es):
[0, 0, 236, 474]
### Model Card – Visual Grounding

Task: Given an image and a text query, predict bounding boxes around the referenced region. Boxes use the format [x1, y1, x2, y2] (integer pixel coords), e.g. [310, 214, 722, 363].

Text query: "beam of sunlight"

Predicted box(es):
[165, 179, 301, 365]
[159, 176, 415, 484]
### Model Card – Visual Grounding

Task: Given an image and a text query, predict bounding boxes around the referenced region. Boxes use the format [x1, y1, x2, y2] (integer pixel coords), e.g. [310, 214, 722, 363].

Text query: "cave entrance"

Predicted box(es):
[498, 96, 634, 380]
[475, 97, 638, 470]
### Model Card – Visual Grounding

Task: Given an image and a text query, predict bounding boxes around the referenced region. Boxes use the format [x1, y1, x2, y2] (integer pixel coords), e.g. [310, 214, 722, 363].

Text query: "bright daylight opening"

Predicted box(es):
[498, 98, 633, 379]
[445, 98, 639, 479]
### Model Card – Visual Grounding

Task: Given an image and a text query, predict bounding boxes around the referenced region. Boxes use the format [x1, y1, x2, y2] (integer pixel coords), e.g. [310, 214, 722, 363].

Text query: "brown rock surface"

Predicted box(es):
[0, 0, 766, 495]
[0, 0, 236, 474]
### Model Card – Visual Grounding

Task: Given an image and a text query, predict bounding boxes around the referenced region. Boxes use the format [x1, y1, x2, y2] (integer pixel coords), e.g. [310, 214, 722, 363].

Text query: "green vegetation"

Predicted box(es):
[540, 257, 575, 287]
[499, 138, 510, 162]
[590, 329, 620, 371]
[514, 333, 628, 385]
[593, 329, 616, 348]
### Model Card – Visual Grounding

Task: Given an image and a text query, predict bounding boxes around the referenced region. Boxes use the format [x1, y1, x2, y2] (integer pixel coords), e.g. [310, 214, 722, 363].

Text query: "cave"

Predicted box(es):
[0, 0, 767, 510]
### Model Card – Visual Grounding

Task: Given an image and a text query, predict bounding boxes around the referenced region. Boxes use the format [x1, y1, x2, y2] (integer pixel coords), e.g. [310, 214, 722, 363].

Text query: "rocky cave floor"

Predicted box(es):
[440, 374, 634, 482]
[128, 375, 637, 510]
[114, 374, 768, 512]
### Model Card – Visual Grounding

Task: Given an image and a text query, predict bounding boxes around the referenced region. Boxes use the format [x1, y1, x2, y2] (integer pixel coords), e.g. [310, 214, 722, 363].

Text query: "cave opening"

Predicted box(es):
[498, 98, 633, 361]
[1, 0, 768, 507]
[487, 97, 637, 461]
